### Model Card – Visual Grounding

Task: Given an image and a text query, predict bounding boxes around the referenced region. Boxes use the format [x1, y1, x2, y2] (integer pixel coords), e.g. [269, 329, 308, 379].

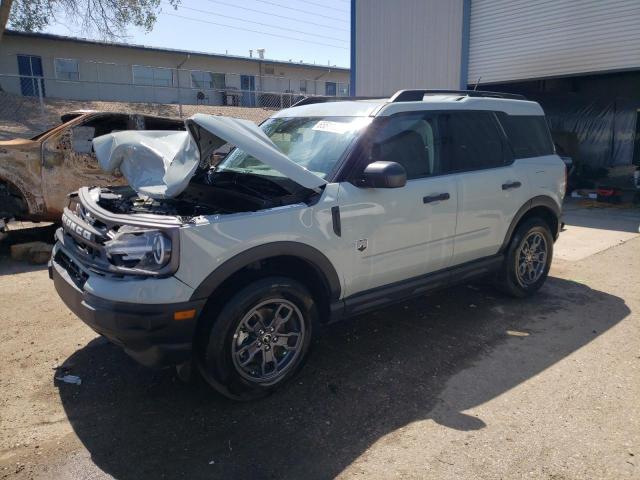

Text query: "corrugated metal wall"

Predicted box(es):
[468, 0, 640, 85]
[355, 0, 463, 96]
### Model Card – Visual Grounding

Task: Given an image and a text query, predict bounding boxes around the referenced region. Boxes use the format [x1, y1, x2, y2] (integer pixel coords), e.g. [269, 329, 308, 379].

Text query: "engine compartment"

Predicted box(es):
[95, 170, 314, 220]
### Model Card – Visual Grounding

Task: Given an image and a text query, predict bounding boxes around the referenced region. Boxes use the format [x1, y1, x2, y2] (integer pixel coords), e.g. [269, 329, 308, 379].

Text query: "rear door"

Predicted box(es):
[441, 111, 530, 266]
[337, 112, 458, 297]
[240, 75, 256, 107]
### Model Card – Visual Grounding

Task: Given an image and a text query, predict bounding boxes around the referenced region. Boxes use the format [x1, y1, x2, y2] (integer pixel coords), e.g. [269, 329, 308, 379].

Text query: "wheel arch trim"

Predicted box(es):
[0, 175, 34, 217]
[189, 241, 341, 302]
[500, 195, 561, 252]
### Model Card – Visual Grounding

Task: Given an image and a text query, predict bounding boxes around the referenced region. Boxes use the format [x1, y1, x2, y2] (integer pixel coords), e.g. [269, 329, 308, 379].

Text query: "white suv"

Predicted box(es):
[50, 89, 565, 399]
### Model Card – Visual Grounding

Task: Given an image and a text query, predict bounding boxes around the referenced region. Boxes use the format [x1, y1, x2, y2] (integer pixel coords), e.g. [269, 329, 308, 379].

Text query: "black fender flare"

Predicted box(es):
[499, 195, 562, 252]
[189, 241, 341, 302]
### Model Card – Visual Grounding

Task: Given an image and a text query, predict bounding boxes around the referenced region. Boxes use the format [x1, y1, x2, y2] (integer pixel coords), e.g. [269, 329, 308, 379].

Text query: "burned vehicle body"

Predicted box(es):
[0, 111, 183, 225]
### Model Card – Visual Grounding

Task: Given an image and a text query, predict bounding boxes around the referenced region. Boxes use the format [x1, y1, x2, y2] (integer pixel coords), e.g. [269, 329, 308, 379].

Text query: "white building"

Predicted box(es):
[351, 0, 640, 168]
[0, 30, 350, 107]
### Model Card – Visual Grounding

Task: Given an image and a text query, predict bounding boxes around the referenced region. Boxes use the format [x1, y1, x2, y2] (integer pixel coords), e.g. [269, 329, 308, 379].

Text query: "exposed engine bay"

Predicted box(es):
[88, 114, 329, 221]
[95, 170, 315, 219]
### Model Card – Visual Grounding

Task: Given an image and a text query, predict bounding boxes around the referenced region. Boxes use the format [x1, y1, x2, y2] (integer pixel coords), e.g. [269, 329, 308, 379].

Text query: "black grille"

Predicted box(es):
[55, 249, 88, 288]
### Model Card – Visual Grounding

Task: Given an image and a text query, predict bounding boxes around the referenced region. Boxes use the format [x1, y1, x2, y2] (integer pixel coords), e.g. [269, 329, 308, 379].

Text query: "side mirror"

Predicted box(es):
[358, 161, 407, 188]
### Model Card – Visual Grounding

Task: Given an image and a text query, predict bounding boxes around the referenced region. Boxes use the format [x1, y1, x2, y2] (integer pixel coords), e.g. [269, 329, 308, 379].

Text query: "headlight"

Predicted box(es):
[67, 194, 82, 217]
[104, 226, 172, 272]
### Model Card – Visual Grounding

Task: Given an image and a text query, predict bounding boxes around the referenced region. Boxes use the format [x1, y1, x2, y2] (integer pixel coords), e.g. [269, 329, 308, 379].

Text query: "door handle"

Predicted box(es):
[502, 181, 522, 190]
[423, 192, 450, 204]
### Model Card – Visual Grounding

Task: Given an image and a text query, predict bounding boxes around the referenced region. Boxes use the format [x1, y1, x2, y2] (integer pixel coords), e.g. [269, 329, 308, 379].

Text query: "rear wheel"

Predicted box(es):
[197, 276, 315, 400]
[497, 217, 554, 298]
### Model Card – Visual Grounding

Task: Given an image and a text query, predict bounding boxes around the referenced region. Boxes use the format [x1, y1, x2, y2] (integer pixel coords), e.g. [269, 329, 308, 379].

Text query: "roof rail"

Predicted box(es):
[389, 89, 527, 102]
[291, 95, 384, 107]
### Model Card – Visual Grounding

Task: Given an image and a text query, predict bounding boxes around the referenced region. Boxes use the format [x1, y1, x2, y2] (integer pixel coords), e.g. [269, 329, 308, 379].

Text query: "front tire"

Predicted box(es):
[197, 276, 316, 400]
[497, 217, 554, 298]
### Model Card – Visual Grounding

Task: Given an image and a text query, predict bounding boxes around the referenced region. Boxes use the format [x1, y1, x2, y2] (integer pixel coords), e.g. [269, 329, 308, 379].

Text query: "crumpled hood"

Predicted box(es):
[92, 114, 326, 199]
[93, 130, 199, 199]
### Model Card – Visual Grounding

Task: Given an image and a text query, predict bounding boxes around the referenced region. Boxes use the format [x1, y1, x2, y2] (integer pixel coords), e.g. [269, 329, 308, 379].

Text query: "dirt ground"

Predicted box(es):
[0, 203, 638, 479]
[0, 92, 272, 140]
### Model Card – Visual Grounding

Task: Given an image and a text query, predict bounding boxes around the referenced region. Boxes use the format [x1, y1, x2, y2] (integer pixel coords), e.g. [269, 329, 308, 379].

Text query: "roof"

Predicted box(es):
[4, 29, 349, 73]
[273, 99, 386, 118]
[276, 93, 545, 118]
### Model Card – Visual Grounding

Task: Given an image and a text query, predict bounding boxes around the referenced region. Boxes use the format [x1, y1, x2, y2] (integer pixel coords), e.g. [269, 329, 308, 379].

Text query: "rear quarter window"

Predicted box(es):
[497, 113, 554, 158]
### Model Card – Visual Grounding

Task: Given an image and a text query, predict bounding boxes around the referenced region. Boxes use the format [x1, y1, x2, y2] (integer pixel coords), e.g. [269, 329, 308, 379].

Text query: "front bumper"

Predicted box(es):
[50, 247, 207, 367]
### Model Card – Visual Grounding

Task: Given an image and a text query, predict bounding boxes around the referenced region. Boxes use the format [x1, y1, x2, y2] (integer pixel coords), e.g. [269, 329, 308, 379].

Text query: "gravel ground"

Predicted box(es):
[0, 206, 638, 479]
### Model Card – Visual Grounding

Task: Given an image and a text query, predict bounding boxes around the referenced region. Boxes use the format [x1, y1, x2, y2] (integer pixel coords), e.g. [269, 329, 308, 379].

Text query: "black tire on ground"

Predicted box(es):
[196, 276, 316, 400]
[496, 217, 554, 298]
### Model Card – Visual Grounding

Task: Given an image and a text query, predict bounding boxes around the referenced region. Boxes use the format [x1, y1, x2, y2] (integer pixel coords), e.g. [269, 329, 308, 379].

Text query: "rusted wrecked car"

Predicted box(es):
[0, 111, 184, 230]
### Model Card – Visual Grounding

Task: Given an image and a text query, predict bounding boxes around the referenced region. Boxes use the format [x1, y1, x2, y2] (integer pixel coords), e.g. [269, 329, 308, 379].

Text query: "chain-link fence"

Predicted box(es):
[0, 87, 280, 140]
[0, 54, 349, 139]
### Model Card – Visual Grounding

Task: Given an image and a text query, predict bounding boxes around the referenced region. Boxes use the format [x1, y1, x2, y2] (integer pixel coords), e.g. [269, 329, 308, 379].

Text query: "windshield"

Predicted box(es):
[216, 116, 371, 179]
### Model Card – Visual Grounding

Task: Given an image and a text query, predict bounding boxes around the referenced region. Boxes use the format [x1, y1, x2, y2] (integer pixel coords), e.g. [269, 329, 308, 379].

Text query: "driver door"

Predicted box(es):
[41, 115, 131, 216]
[337, 112, 458, 298]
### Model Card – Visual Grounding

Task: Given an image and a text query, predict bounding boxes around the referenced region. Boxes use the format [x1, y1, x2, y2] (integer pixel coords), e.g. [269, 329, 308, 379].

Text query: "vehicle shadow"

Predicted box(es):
[56, 276, 629, 480]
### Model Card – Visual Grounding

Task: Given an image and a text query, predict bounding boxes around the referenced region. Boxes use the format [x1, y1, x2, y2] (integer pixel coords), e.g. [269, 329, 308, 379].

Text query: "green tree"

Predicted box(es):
[0, 0, 180, 43]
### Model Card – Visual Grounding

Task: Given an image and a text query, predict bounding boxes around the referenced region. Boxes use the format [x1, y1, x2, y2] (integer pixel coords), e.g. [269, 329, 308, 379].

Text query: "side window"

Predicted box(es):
[441, 111, 507, 173]
[70, 126, 95, 153]
[496, 113, 554, 158]
[368, 113, 440, 180]
[59, 115, 133, 155]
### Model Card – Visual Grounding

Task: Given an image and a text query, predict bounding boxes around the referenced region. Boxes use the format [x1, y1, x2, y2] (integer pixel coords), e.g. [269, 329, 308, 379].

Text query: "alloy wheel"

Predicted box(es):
[231, 299, 305, 385]
[515, 231, 548, 286]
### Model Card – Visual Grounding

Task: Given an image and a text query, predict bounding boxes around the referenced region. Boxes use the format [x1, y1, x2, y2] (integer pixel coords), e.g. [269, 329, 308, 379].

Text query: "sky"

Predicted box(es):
[41, 0, 351, 68]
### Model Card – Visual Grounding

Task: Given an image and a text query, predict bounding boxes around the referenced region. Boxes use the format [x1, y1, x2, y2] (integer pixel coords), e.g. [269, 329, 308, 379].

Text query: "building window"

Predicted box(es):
[264, 65, 275, 75]
[299, 79, 307, 93]
[191, 71, 226, 89]
[338, 83, 349, 96]
[55, 58, 79, 81]
[132, 65, 174, 87]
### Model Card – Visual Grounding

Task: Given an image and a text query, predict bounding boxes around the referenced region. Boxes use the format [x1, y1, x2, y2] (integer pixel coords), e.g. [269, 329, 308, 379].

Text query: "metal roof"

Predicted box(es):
[4, 29, 350, 73]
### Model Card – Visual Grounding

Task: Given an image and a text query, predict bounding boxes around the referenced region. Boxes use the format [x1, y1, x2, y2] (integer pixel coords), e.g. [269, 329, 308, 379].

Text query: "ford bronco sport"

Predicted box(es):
[50, 90, 565, 400]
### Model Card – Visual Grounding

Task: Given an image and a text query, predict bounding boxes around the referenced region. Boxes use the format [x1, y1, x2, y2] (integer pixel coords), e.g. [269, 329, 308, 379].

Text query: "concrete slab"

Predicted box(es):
[555, 200, 640, 261]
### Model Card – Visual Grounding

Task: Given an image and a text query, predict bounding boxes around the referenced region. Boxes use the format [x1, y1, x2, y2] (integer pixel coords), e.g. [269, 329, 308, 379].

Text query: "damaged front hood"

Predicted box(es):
[187, 114, 327, 192]
[93, 130, 199, 199]
[92, 114, 326, 199]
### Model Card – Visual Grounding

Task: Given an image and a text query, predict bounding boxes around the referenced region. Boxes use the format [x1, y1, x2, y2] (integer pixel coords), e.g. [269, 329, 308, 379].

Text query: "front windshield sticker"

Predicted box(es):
[312, 120, 354, 134]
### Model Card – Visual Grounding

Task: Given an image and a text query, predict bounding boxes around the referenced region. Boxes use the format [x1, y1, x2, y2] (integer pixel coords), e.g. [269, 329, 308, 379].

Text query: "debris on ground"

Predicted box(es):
[9, 241, 53, 264]
[571, 189, 598, 200]
[506, 330, 530, 337]
[55, 375, 82, 385]
[0, 218, 8, 241]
